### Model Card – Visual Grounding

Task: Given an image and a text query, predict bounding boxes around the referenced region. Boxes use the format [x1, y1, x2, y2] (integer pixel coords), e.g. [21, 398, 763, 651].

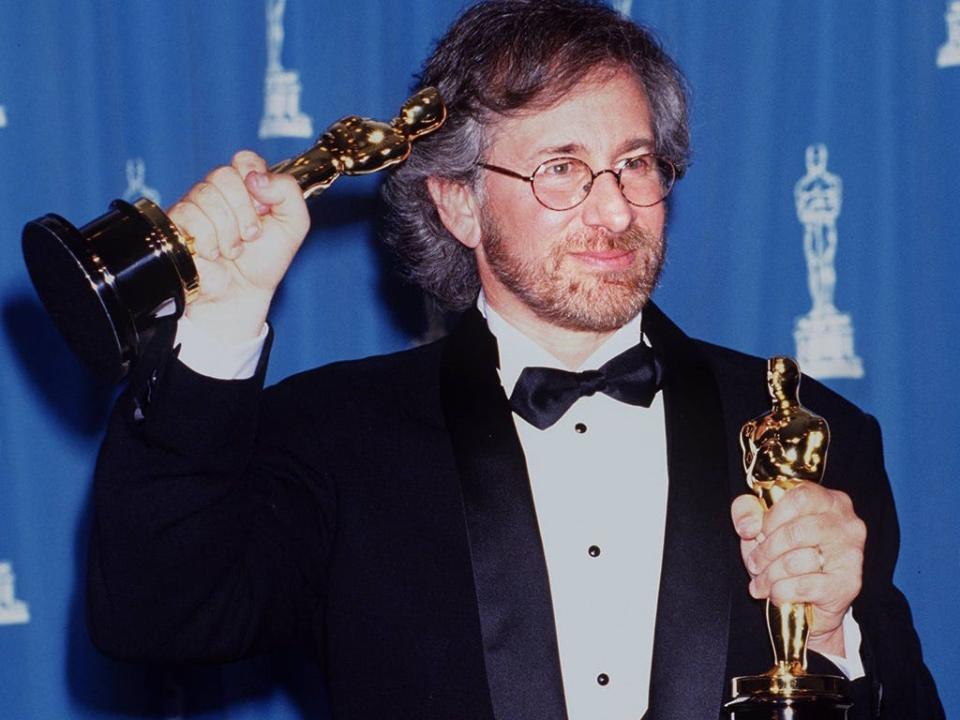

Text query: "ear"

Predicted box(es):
[427, 176, 482, 249]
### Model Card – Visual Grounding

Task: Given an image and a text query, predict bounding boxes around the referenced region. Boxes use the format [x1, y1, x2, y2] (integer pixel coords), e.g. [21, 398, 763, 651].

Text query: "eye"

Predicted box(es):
[540, 158, 576, 177]
[620, 154, 655, 173]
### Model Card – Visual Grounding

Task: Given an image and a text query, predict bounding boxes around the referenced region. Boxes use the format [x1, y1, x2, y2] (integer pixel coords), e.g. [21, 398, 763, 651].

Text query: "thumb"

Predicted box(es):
[245, 170, 309, 230]
[731, 494, 764, 540]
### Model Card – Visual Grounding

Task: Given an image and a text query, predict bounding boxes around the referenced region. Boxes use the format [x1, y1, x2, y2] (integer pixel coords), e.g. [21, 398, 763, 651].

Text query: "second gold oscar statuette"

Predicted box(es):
[725, 356, 851, 720]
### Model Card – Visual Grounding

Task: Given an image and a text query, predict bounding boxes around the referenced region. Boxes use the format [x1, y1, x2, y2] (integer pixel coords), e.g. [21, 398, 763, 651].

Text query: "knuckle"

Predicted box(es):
[835, 490, 854, 511]
[785, 521, 805, 548]
[174, 202, 201, 229]
[233, 149, 264, 168]
[828, 490, 849, 517]
[189, 181, 216, 206]
[846, 547, 865, 578]
[793, 482, 816, 505]
[778, 485, 809, 520]
[851, 517, 867, 545]
[207, 165, 238, 187]
[167, 201, 189, 220]
[796, 481, 816, 498]
[780, 487, 801, 514]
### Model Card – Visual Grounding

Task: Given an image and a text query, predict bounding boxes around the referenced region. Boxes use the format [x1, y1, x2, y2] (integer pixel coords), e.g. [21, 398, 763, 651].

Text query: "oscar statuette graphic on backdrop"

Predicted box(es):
[938, 1, 960, 68]
[792, 145, 863, 381]
[20, 88, 446, 382]
[0, 561, 30, 626]
[122, 158, 162, 207]
[259, 0, 314, 139]
[611, 0, 634, 18]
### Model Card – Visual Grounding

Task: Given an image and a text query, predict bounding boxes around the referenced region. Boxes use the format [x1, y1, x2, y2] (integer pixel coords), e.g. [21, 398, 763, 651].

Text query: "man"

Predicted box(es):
[87, 1, 943, 718]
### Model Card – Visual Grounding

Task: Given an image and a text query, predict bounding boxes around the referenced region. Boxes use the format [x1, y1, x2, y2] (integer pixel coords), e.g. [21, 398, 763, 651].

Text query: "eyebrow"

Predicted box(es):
[530, 136, 656, 162]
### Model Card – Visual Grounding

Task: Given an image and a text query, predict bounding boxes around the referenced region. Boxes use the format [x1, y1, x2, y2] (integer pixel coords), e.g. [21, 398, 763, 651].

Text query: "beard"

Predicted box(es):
[480, 211, 666, 333]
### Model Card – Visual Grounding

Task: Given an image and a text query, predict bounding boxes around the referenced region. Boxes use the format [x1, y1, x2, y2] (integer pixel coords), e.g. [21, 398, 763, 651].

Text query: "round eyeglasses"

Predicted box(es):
[478, 153, 677, 211]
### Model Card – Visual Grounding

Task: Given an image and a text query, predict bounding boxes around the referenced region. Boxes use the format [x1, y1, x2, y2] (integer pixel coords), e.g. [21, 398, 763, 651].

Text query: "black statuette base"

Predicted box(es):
[726, 693, 851, 720]
[726, 673, 851, 720]
[22, 198, 196, 382]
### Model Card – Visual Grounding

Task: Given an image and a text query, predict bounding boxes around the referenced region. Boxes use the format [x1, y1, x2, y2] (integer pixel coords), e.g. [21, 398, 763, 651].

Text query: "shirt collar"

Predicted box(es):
[478, 291, 644, 397]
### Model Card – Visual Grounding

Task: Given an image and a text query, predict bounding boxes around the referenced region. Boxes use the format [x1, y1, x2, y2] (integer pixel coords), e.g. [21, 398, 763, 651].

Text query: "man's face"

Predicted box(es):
[475, 67, 667, 333]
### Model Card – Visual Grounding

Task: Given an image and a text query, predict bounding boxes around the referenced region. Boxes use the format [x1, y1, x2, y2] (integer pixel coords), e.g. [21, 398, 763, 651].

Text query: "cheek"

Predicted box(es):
[493, 200, 572, 260]
[641, 204, 667, 233]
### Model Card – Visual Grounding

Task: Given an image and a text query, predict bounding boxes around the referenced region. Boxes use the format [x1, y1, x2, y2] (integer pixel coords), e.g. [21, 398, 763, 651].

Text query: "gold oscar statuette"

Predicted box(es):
[725, 356, 852, 720]
[22, 88, 446, 382]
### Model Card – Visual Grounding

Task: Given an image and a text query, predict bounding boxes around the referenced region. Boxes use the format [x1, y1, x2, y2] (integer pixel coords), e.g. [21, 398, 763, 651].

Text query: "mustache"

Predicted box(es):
[563, 226, 657, 253]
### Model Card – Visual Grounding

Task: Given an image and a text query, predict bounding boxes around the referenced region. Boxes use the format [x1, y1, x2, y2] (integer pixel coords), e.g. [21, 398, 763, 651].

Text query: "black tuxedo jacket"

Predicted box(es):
[88, 304, 943, 719]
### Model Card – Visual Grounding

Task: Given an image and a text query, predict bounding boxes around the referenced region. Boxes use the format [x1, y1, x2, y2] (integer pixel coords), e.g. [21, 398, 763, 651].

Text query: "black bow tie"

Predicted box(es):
[508, 342, 663, 429]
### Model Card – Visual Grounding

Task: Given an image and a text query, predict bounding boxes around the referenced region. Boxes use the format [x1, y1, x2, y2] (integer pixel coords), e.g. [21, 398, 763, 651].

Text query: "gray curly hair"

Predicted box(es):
[381, 0, 690, 311]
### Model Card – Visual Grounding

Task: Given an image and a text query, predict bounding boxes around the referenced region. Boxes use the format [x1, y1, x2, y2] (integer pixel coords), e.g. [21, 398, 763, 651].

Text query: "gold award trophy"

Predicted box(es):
[22, 88, 446, 382]
[726, 356, 852, 720]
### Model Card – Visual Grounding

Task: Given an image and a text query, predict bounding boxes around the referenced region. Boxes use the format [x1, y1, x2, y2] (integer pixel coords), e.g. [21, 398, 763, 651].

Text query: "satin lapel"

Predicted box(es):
[643, 303, 733, 720]
[440, 308, 568, 720]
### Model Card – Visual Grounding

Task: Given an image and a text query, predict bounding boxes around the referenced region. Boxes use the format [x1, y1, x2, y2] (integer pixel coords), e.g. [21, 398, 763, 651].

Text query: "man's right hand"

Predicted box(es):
[168, 150, 310, 344]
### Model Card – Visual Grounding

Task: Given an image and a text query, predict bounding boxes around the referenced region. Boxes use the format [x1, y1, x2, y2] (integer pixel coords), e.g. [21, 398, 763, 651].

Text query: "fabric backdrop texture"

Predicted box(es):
[0, 1, 957, 717]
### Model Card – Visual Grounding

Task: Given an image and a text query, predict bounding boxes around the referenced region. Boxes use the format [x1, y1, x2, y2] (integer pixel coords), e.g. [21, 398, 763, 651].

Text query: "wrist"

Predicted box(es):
[185, 291, 272, 345]
[807, 624, 845, 657]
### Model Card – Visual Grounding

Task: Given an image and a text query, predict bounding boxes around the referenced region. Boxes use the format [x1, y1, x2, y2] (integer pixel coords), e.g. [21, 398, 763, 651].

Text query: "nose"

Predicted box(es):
[580, 170, 632, 233]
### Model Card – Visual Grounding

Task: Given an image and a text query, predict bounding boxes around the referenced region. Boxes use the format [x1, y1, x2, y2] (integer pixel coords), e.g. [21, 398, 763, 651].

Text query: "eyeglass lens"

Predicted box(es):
[532, 156, 674, 210]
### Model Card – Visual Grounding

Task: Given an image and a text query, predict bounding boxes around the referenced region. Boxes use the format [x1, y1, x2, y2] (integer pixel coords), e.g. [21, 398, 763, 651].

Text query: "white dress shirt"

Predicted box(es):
[480, 295, 668, 718]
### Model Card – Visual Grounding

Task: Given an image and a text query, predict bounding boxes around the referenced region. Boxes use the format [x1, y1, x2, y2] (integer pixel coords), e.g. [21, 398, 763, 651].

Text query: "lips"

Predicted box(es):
[568, 248, 637, 270]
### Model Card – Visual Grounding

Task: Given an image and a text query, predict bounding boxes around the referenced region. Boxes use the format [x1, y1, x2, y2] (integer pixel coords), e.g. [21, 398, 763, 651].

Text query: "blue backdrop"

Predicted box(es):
[1, 1, 957, 717]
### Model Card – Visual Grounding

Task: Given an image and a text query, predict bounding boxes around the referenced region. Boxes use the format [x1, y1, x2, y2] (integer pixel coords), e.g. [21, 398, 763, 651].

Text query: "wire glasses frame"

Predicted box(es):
[478, 153, 677, 211]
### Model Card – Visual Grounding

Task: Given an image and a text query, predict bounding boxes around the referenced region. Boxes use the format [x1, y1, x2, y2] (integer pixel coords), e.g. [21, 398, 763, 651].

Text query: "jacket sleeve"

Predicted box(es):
[848, 414, 944, 719]
[87, 323, 334, 664]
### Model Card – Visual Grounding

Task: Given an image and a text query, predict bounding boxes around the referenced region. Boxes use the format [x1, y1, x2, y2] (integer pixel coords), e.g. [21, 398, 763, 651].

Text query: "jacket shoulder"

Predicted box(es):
[263, 338, 447, 427]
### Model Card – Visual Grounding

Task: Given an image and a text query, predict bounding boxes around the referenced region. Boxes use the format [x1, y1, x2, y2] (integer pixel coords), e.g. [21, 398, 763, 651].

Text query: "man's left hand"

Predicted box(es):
[731, 483, 866, 657]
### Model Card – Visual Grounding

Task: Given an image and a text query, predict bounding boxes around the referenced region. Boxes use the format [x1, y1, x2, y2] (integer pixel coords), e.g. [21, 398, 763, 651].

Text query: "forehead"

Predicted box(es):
[484, 67, 655, 165]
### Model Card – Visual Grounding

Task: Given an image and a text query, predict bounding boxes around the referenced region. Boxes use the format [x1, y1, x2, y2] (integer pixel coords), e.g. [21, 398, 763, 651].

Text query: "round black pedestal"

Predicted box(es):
[726, 692, 851, 720]
[727, 673, 851, 720]
[21, 199, 196, 382]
